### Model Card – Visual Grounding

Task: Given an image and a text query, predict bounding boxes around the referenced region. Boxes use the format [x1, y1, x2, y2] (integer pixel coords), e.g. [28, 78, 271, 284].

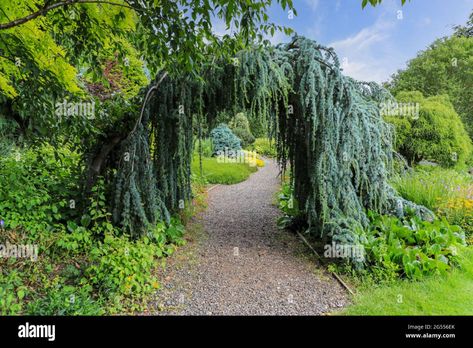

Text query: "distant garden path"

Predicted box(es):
[149, 159, 348, 315]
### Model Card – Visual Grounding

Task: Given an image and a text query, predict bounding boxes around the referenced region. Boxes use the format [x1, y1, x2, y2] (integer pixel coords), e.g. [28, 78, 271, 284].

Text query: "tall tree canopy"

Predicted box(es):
[0, 0, 298, 191]
[0, 0, 417, 264]
[387, 12, 473, 138]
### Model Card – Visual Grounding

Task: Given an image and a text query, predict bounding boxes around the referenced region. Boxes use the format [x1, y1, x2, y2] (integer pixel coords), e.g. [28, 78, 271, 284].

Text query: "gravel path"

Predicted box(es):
[149, 159, 349, 315]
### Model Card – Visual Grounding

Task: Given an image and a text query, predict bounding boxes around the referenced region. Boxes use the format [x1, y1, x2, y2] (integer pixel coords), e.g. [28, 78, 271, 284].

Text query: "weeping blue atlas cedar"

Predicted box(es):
[111, 36, 432, 262]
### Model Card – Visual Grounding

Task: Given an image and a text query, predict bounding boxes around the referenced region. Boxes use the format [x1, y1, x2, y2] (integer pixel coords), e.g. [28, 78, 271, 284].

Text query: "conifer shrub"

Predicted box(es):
[210, 124, 242, 156]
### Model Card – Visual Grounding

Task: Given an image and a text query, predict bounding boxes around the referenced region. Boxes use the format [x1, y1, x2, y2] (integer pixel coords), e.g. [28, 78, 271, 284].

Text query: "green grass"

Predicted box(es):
[191, 155, 257, 185]
[343, 247, 473, 315]
[391, 166, 471, 211]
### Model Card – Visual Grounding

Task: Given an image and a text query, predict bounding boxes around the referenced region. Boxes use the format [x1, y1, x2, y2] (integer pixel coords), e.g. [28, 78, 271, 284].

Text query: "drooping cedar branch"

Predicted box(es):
[108, 36, 432, 262]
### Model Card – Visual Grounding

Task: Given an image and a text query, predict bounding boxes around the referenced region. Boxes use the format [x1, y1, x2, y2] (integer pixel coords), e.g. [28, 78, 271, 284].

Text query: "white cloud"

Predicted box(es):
[331, 21, 392, 52]
[329, 16, 398, 83]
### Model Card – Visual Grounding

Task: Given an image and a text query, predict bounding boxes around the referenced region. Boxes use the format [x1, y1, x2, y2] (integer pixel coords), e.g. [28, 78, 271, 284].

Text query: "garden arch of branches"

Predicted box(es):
[100, 36, 431, 263]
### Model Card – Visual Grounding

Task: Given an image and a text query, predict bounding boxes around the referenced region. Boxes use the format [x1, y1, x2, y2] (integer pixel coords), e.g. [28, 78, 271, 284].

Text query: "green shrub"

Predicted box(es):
[0, 145, 186, 314]
[85, 217, 184, 298]
[247, 138, 277, 158]
[55, 223, 94, 255]
[27, 284, 104, 315]
[0, 270, 27, 315]
[0, 144, 80, 236]
[78, 177, 115, 237]
[229, 113, 255, 147]
[277, 178, 467, 281]
[210, 124, 241, 156]
[85, 233, 160, 296]
[385, 91, 473, 167]
[276, 182, 301, 229]
[357, 211, 466, 280]
[214, 110, 232, 125]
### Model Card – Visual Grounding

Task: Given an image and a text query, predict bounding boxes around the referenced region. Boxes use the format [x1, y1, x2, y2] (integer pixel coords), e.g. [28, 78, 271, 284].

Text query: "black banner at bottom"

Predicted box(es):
[0, 316, 469, 346]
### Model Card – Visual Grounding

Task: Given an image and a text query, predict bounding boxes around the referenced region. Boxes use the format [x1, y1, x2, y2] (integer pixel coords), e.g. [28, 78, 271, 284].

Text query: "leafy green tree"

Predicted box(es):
[454, 11, 473, 37]
[0, 0, 409, 140]
[385, 91, 473, 167]
[0, 0, 147, 140]
[0, 0, 406, 102]
[387, 35, 473, 137]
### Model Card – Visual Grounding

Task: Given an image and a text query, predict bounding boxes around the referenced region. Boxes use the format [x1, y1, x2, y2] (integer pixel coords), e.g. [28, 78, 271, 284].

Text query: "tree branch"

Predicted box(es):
[0, 0, 140, 30]
[131, 71, 169, 135]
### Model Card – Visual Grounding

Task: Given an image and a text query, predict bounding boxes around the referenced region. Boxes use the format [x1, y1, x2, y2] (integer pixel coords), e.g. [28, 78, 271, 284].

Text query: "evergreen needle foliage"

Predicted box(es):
[112, 122, 170, 238]
[111, 36, 432, 262]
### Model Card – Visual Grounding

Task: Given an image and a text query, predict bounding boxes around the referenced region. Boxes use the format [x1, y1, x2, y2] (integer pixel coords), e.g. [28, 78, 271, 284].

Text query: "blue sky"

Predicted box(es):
[219, 0, 473, 83]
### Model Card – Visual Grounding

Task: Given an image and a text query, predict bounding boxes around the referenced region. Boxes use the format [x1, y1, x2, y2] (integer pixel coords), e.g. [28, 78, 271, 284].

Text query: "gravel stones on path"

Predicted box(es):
[149, 159, 349, 315]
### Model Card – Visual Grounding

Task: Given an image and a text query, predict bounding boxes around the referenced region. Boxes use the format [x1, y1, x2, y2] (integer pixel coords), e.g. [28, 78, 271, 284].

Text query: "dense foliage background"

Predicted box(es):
[1, 1, 473, 316]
